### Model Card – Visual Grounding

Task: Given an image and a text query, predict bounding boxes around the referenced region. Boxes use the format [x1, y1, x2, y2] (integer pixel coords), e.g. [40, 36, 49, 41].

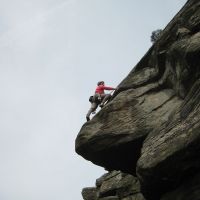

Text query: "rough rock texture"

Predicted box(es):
[160, 173, 200, 200]
[76, 0, 200, 199]
[82, 171, 145, 200]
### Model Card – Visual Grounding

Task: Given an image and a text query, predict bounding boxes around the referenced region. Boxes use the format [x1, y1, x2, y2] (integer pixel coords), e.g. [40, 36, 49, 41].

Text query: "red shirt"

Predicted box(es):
[95, 85, 115, 94]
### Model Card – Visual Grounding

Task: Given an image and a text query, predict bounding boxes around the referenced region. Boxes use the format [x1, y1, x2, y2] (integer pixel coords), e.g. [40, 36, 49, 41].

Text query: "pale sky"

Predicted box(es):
[0, 0, 187, 199]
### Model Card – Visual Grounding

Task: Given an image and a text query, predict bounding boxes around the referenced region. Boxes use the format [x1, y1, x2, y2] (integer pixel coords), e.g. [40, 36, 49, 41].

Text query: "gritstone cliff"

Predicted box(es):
[75, 0, 200, 199]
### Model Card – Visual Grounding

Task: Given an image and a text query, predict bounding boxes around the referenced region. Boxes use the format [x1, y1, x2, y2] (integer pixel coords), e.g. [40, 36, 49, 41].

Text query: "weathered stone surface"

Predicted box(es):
[96, 171, 121, 188]
[76, 0, 200, 199]
[82, 187, 98, 200]
[116, 173, 141, 199]
[99, 171, 122, 197]
[137, 78, 200, 199]
[76, 85, 181, 173]
[82, 171, 145, 200]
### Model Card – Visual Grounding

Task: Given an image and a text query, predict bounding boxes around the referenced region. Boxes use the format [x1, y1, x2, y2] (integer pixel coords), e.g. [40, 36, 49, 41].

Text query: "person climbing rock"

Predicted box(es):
[86, 81, 116, 121]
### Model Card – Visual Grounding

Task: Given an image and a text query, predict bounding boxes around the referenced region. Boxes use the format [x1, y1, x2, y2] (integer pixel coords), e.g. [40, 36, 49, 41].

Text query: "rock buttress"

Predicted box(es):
[76, 0, 200, 199]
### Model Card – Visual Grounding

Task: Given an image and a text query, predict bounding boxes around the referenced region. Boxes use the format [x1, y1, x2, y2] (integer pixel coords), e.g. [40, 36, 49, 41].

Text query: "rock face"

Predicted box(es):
[76, 0, 200, 199]
[82, 171, 145, 200]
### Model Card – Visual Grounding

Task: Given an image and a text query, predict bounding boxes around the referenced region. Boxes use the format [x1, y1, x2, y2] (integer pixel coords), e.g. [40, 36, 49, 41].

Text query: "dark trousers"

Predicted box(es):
[86, 93, 111, 118]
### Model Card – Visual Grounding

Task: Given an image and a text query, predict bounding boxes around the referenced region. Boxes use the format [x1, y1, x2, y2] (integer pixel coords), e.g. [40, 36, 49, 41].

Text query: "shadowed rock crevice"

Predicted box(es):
[161, 173, 200, 200]
[77, 134, 145, 174]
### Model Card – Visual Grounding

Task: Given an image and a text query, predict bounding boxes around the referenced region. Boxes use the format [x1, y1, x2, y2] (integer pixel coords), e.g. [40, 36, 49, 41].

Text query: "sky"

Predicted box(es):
[0, 0, 187, 199]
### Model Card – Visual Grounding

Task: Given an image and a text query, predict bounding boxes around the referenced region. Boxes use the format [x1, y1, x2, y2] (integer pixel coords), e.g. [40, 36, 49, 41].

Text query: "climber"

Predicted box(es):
[86, 81, 116, 121]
